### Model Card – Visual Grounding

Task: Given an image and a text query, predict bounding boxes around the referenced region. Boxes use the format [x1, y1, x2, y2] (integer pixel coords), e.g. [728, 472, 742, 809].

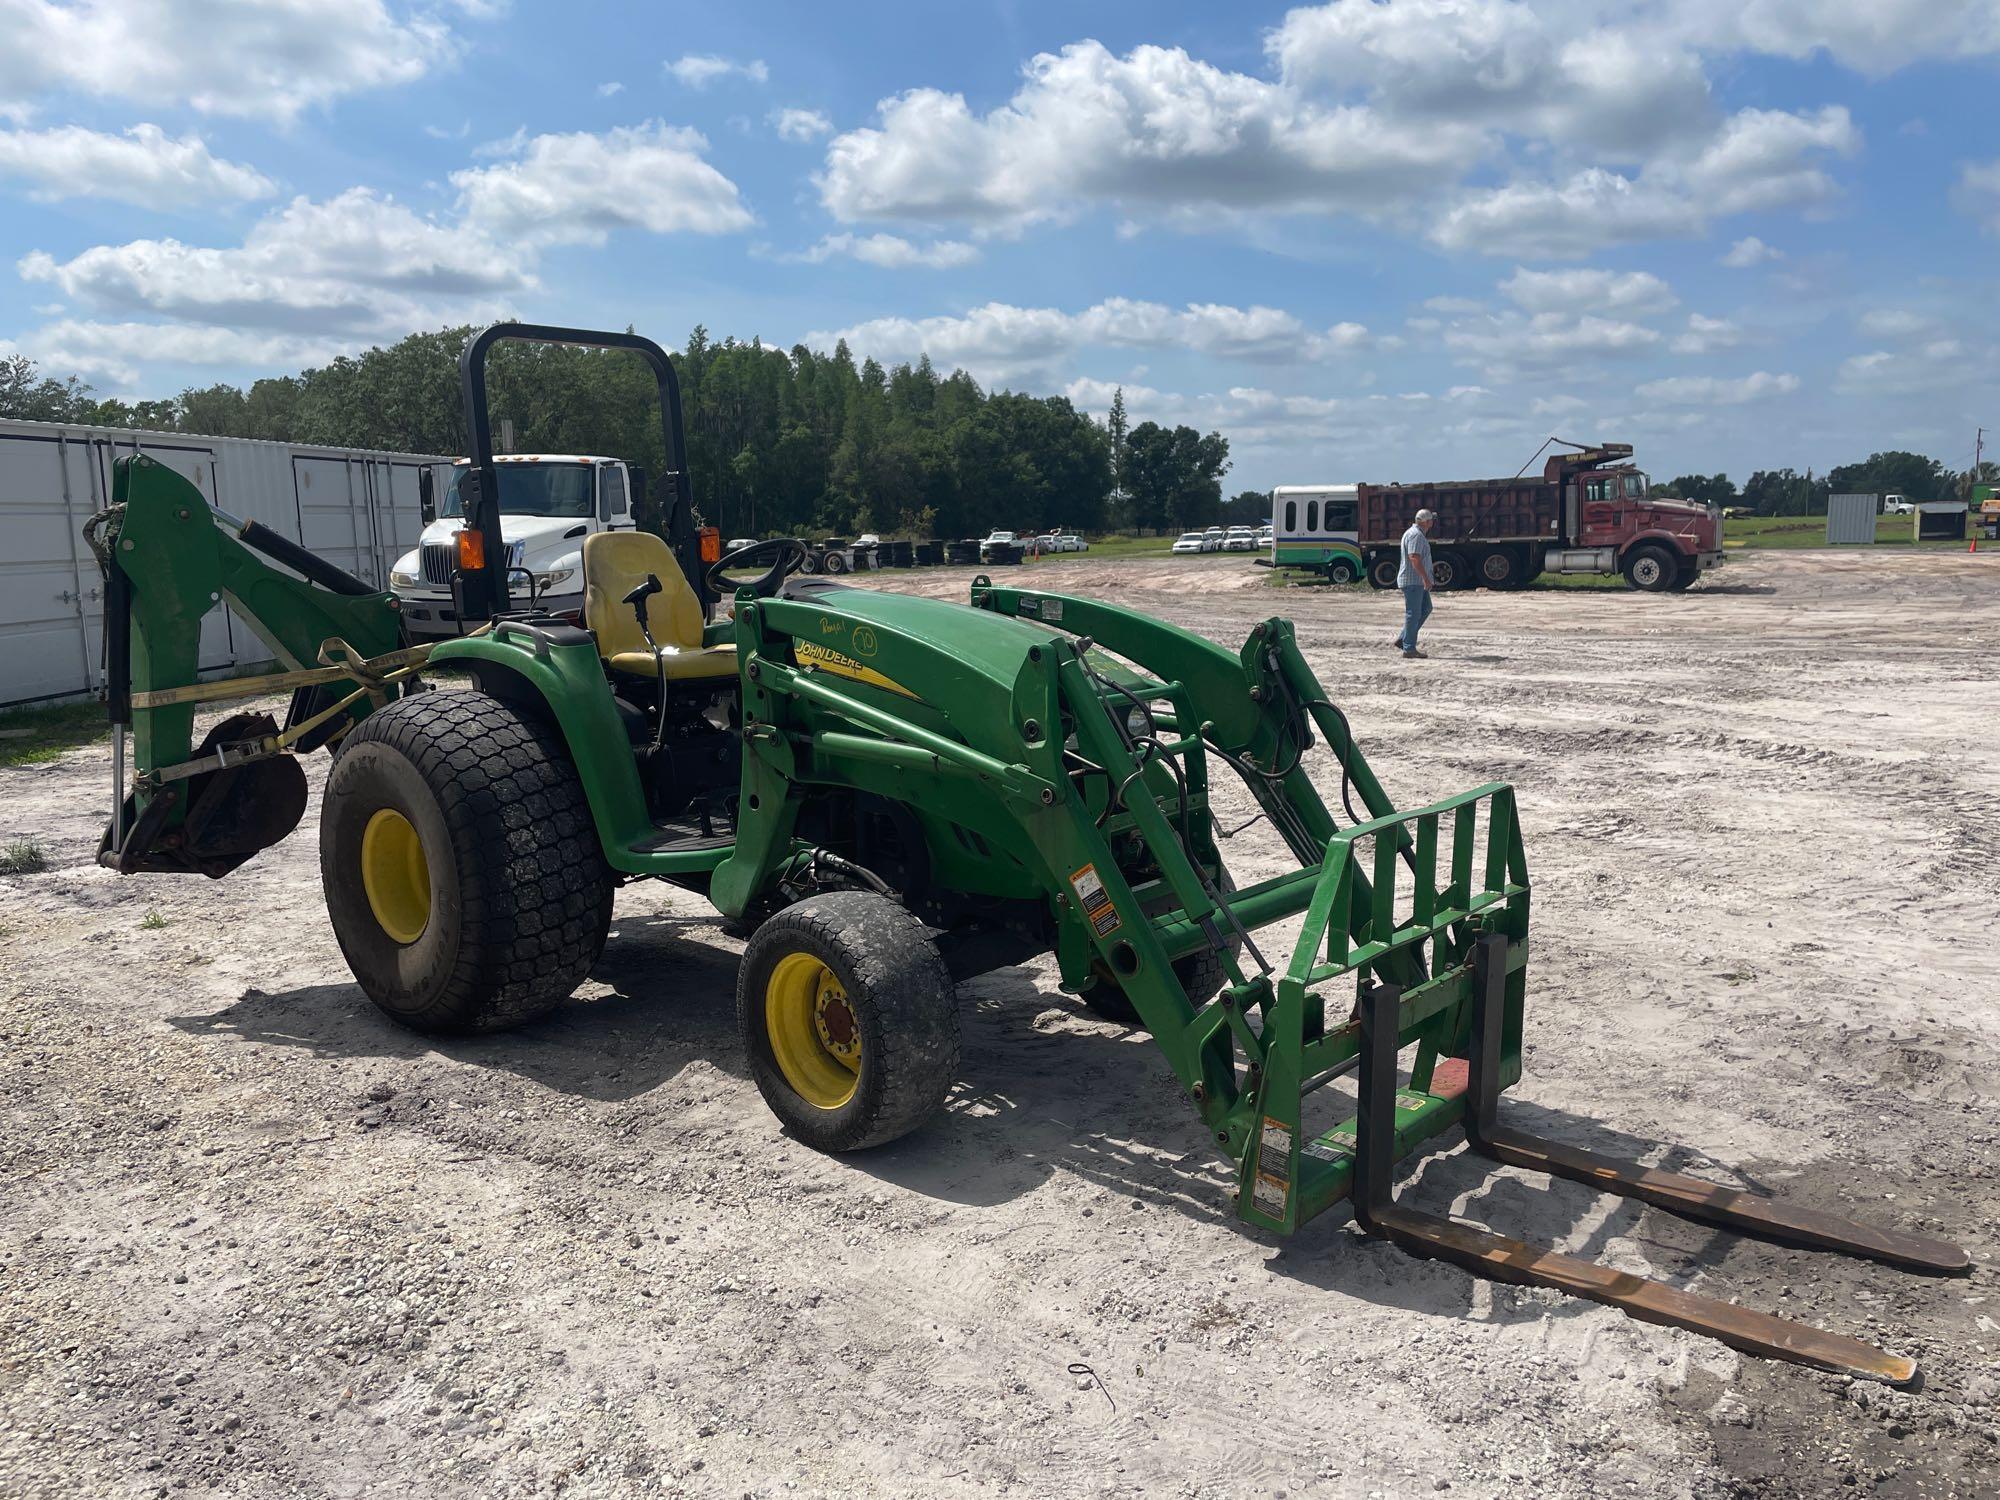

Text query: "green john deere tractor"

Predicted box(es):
[88, 324, 1965, 1380]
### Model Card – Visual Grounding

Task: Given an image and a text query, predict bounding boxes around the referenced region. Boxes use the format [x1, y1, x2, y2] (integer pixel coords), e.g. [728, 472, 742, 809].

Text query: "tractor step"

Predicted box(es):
[1344, 936, 1966, 1384]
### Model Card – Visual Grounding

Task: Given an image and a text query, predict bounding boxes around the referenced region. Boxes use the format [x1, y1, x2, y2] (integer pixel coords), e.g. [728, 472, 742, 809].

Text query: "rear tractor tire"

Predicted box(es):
[320, 691, 614, 1035]
[1622, 544, 1677, 592]
[737, 891, 960, 1151]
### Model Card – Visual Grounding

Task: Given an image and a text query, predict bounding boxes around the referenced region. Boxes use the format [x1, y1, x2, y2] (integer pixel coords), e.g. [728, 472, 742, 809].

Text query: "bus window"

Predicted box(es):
[1284, 499, 1296, 531]
[1306, 499, 1319, 531]
[1324, 499, 1356, 532]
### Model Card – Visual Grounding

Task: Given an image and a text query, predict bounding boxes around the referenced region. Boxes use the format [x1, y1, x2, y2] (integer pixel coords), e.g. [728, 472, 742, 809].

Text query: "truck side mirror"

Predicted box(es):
[418, 466, 436, 524]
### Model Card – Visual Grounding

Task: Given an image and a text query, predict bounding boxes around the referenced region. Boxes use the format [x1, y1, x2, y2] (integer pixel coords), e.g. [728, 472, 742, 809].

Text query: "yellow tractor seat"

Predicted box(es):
[582, 532, 738, 683]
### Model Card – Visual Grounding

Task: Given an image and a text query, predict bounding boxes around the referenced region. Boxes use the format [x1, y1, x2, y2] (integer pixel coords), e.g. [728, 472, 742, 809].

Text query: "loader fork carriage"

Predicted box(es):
[957, 581, 1967, 1386]
[84, 320, 1968, 1388]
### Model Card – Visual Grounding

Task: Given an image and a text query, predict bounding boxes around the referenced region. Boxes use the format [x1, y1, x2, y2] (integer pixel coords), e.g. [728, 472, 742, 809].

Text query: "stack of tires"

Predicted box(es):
[884, 540, 915, 568]
[981, 542, 1024, 566]
[914, 539, 945, 566]
[945, 538, 981, 565]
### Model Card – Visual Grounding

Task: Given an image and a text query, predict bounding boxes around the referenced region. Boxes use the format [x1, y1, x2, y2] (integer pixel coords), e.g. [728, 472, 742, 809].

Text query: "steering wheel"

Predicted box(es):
[705, 537, 808, 599]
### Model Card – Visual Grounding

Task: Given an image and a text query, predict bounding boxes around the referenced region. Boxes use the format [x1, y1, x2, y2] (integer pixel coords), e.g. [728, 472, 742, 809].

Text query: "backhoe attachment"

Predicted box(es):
[88, 455, 412, 876]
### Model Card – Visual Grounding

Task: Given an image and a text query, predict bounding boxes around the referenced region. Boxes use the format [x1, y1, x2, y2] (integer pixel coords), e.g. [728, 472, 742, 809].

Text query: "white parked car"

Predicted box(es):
[1055, 533, 1088, 552]
[1224, 527, 1258, 552]
[725, 536, 758, 553]
[1032, 534, 1058, 552]
[390, 454, 638, 639]
[1172, 531, 1209, 555]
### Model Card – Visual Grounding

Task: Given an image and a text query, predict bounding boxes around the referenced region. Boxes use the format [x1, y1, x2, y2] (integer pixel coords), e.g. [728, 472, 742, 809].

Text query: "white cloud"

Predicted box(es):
[450, 122, 753, 244]
[1443, 308, 1663, 372]
[19, 320, 351, 387]
[1635, 370, 1799, 404]
[20, 188, 533, 336]
[1268, 0, 1713, 158]
[813, 297, 1375, 383]
[1531, 393, 1589, 417]
[1721, 235, 1783, 266]
[772, 107, 833, 143]
[793, 233, 979, 269]
[665, 54, 769, 89]
[817, 40, 1483, 231]
[1954, 159, 2000, 233]
[1704, 0, 2000, 74]
[1432, 106, 1856, 257]
[0, 124, 274, 209]
[1857, 308, 1938, 340]
[0, 0, 466, 122]
[597, 81, 625, 98]
[1670, 313, 1743, 354]
[1499, 266, 1677, 316]
[1836, 341, 1968, 395]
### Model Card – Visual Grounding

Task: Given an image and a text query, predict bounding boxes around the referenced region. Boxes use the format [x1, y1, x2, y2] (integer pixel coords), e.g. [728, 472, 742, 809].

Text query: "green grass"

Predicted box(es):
[0, 839, 48, 875]
[140, 910, 169, 930]
[0, 699, 110, 767]
[1726, 514, 1969, 550]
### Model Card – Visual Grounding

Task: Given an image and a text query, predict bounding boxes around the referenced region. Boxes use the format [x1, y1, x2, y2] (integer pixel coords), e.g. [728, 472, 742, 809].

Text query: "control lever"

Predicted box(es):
[621, 574, 670, 751]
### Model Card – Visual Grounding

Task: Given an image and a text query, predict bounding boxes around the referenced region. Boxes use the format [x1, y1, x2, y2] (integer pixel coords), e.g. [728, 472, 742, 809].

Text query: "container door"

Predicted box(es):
[0, 432, 103, 704]
[293, 454, 379, 588]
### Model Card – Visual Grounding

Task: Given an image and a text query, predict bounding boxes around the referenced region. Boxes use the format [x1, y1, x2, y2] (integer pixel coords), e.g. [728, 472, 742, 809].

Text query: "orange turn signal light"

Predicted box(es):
[699, 526, 722, 564]
[456, 529, 485, 570]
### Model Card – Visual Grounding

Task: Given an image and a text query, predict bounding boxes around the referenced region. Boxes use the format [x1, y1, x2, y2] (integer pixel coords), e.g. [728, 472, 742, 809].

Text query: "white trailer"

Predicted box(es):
[0, 419, 450, 707]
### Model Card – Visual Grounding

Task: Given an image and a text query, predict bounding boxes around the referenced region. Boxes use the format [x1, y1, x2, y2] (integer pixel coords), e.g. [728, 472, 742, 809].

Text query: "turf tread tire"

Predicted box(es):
[737, 891, 960, 1151]
[321, 691, 614, 1035]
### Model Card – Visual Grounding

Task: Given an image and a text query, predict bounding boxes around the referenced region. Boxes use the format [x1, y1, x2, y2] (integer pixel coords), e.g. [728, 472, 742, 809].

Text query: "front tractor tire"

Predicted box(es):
[737, 892, 960, 1152]
[1622, 544, 1678, 592]
[320, 691, 614, 1035]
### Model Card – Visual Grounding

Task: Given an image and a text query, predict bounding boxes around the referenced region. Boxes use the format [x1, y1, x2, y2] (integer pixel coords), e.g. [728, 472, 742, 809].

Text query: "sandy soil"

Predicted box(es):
[2, 549, 1996, 1499]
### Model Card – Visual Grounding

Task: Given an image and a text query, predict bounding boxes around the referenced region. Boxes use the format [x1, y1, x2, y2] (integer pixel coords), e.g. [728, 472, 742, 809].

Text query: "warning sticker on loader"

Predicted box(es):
[1303, 1135, 1354, 1164]
[1253, 1171, 1288, 1215]
[1257, 1117, 1293, 1180]
[1069, 863, 1122, 938]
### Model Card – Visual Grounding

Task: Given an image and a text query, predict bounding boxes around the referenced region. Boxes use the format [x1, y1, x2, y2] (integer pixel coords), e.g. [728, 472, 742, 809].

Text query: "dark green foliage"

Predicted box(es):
[1661, 473, 1738, 508]
[1825, 451, 1955, 502]
[1124, 420, 1232, 534]
[1222, 488, 1270, 525]
[0, 328, 1139, 540]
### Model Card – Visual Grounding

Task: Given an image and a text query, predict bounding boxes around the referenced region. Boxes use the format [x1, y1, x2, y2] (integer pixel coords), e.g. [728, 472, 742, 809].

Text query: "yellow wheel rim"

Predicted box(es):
[765, 952, 861, 1109]
[360, 807, 431, 945]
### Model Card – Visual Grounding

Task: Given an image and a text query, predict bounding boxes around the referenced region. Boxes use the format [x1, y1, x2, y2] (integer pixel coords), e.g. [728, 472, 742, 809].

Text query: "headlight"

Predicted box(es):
[389, 569, 419, 588]
[537, 567, 576, 592]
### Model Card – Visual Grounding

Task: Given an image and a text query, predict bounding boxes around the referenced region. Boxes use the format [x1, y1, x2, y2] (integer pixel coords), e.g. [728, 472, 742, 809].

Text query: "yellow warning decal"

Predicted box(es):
[1069, 862, 1122, 938]
[794, 639, 918, 700]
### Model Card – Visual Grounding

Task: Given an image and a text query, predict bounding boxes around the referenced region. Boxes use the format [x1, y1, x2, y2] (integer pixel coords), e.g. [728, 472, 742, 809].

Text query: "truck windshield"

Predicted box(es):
[1624, 473, 1648, 499]
[439, 464, 595, 518]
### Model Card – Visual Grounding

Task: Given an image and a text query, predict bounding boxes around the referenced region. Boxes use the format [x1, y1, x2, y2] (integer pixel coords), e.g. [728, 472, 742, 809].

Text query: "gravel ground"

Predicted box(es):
[2, 549, 1996, 1499]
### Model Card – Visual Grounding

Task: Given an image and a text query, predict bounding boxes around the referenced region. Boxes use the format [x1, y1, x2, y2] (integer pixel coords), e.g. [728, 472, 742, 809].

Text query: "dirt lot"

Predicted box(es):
[3, 549, 1996, 1499]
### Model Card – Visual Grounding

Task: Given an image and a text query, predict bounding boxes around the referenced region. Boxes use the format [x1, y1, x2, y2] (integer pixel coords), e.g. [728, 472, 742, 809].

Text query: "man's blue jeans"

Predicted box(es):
[1398, 584, 1433, 651]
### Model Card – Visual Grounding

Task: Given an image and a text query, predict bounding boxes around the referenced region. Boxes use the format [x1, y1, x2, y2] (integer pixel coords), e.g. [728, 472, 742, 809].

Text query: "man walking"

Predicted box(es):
[1395, 508, 1437, 659]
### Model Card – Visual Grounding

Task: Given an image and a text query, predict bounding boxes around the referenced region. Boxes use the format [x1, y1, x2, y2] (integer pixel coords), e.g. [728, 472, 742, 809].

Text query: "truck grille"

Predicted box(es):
[419, 542, 456, 586]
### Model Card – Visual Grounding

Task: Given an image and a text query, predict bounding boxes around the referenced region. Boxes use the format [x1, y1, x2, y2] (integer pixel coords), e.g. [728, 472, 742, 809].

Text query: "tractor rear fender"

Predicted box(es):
[424, 628, 656, 871]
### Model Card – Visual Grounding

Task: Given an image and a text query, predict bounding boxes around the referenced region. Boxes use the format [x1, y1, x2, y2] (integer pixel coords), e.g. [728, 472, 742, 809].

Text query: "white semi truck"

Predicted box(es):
[389, 453, 643, 638]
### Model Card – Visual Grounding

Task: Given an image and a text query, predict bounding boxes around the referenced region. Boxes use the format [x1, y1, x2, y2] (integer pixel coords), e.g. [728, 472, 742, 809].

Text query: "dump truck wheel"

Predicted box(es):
[737, 891, 959, 1151]
[1366, 554, 1399, 590]
[1622, 545, 1676, 592]
[321, 691, 614, 1035]
[1669, 559, 1699, 592]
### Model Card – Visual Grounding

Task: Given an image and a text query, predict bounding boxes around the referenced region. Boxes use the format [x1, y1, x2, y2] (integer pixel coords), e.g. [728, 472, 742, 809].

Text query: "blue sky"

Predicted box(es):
[1, 0, 1995, 494]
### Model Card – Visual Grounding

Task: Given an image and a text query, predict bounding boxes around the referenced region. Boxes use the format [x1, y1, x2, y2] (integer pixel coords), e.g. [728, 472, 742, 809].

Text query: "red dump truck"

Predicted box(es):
[1270, 442, 1724, 592]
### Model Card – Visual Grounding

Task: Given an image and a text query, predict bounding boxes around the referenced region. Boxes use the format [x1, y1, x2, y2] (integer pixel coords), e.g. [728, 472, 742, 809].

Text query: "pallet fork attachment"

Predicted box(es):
[1349, 935, 1965, 1385]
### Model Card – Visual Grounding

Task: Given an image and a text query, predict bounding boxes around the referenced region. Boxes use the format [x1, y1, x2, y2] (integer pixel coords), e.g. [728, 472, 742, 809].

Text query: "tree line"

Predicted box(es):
[0, 335, 1234, 541]
[1657, 451, 1996, 515]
